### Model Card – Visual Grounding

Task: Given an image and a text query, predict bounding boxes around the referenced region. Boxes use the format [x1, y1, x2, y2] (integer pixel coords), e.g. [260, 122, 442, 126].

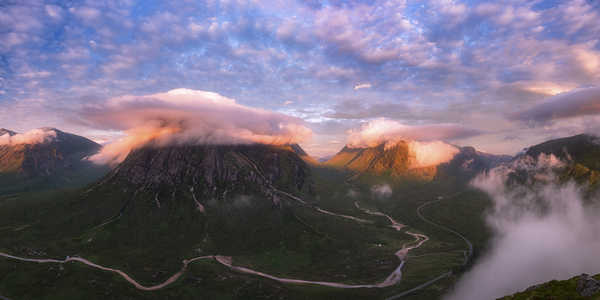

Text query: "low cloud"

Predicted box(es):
[408, 140, 460, 168]
[346, 118, 481, 148]
[83, 88, 312, 165]
[0, 128, 56, 145]
[445, 154, 600, 300]
[371, 184, 392, 198]
[344, 118, 475, 168]
[512, 87, 600, 123]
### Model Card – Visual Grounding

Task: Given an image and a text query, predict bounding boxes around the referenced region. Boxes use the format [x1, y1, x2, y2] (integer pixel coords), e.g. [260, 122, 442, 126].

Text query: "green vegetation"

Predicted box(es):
[0, 142, 499, 300]
[499, 274, 600, 300]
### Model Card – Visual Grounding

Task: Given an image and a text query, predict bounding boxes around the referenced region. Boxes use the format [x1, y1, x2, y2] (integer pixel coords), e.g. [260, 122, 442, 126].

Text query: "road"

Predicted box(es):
[0, 193, 431, 292]
[0, 171, 468, 297]
[416, 197, 473, 265]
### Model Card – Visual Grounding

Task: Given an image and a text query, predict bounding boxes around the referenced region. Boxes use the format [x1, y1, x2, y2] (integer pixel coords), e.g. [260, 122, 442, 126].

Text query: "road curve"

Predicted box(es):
[0, 252, 214, 291]
[416, 197, 473, 265]
[0, 195, 430, 292]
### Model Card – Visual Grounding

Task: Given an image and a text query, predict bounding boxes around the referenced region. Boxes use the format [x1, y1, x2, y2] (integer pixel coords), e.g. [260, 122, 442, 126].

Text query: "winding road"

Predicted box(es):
[416, 196, 473, 265]
[0, 182, 471, 298]
[0, 192, 432, 293]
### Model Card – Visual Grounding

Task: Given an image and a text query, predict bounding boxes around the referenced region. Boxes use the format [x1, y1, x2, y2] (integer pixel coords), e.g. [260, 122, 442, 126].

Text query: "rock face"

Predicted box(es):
[99, 143, 314, 205]
[325, 142, 509, 183]
[521, 134, 600, 188]
[435, 146, 511, 183]
[577, 274, 600, 297]
[0, 128, 101, 177]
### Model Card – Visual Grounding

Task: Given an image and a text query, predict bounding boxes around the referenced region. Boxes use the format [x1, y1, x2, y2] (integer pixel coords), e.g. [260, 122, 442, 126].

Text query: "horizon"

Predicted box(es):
[1, 1, 599, 158]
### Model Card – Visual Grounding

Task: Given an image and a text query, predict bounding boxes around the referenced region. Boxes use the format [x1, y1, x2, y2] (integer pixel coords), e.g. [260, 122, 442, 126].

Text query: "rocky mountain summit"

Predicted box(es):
[95, 143, 314, 209]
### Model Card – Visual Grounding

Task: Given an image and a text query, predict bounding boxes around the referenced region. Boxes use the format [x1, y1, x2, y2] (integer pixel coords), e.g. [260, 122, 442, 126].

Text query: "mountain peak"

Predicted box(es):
[0, 128, 16, 136]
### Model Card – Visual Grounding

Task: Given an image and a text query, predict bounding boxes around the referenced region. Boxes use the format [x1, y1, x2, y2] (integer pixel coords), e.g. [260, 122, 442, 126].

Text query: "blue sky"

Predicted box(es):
[1, 0, 599, 157]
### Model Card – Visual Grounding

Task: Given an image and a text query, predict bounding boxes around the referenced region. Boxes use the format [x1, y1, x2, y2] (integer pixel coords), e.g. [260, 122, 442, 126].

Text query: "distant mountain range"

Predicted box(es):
[323, 141, 511, 183]
[0, 127, 105, 193]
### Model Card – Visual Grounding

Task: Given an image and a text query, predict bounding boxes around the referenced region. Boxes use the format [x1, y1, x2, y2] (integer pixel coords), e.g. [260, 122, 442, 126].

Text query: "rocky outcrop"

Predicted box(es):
[99, 143, 314, 205]
[577, 274, 600, 297]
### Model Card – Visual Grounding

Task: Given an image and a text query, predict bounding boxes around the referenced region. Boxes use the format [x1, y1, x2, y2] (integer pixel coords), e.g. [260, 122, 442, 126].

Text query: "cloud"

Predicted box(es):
[371, 184, 392, 198]
[445, 154, 600, 300]
[408, 140, 460, 168]
[354, 83, 372, 90]
[346, 118, 482, 147]
[512, 87, 600, 123]
[83, 88, 312, 165]
[0, 128, 56, 145]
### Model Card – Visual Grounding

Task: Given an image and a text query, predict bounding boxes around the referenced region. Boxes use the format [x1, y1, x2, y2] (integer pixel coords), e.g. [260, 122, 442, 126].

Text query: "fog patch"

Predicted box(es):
[445, 154, 600, 300]
[371, 184, 392, 199]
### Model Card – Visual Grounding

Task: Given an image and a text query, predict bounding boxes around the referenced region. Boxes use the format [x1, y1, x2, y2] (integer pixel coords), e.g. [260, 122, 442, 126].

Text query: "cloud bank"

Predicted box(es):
[84, 88, 312, 165]
[346, 118, 481, 148]
[445, 154, 600, 300]
[0, 128, 57, 145]
[513, 87, 600, 123]
[345, 118, 472, 167]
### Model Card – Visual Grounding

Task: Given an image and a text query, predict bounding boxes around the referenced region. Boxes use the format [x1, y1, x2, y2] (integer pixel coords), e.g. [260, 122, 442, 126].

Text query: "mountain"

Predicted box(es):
[519, 134, 600, 188]
[435, 146, 512, 184]
[325, 142, 509, 182]
[0, 128, 105, 193]
[77, 142, 316, 260]
[288, 143, 320, 165]
[95, 143, 314, 201]
[499, 273, 600, 299]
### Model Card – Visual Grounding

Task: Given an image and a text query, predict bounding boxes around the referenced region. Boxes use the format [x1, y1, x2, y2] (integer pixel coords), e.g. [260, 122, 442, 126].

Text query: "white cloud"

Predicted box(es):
[353, 83, 372, 90]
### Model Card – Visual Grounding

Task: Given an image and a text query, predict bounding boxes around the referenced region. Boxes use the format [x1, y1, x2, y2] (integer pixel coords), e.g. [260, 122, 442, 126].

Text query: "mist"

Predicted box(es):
[445, 154, 600, 300]
[83, 89, 312, 165]
[371, 184, 392, 199]
[0, 128, 57, 145]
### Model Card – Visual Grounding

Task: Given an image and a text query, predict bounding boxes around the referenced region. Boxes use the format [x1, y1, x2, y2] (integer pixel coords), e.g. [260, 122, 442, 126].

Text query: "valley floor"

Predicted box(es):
[0, 167, 489, 300]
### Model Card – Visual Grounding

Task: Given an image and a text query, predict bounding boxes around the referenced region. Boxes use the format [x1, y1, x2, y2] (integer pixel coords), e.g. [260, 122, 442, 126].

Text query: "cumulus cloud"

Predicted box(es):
[346, 118, 481, 147]
[371, 184, 392, 198]
[0, 128, 56, 145]
[354, 83, 372, 90]
[83, 88, 312, 165]
[513, 87, 600, 123]
[445, 154, 600, 300]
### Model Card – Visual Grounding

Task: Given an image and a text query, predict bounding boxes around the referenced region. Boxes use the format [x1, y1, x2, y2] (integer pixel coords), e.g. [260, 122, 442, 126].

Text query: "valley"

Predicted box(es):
[0, 159, 476, 300]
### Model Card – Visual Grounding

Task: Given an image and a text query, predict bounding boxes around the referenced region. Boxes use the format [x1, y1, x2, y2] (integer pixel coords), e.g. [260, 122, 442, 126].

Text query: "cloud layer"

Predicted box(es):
[0, 128, 56, 146]
[84, 89, 311, 165]
[445, 154, 600, 300]
[346, 118, 480, 148]
[513, 87, 600, 123]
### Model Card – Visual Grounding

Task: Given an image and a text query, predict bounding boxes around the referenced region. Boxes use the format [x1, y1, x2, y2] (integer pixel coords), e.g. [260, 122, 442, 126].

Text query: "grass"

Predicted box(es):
[0, 165, 495, 299]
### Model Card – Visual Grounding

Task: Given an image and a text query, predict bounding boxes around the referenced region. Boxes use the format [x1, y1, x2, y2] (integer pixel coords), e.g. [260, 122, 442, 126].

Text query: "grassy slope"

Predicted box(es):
[498, 274, 600, 300]
[0, 164, 491, 300]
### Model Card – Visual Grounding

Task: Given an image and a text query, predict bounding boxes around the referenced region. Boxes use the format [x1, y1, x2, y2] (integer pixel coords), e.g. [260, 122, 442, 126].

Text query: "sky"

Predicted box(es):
[0, 0, 599, 158]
